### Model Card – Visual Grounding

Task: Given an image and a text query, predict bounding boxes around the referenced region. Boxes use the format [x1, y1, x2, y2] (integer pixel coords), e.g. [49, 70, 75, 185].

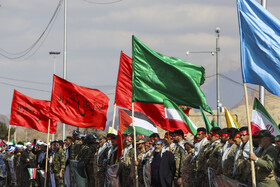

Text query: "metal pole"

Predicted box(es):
[62, 0, 68, 141]
[215, 27, 221, 127]
[49, 52, 60, 141]
[259, 0, 266, 106]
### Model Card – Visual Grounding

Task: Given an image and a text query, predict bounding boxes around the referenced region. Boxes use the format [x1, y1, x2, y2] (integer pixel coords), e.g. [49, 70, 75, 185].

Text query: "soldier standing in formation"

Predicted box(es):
[97, 135, 110, 187]
[51, 140, 65, 187]
[173, 130, 186, 187]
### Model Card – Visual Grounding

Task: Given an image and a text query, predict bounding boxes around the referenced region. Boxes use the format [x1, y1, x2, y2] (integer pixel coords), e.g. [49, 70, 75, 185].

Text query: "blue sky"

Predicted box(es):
[0, 0, 279, 121]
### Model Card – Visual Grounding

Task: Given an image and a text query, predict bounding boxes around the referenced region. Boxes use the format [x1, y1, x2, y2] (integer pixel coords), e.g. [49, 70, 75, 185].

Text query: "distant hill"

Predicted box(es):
[0, 114, 9, 127]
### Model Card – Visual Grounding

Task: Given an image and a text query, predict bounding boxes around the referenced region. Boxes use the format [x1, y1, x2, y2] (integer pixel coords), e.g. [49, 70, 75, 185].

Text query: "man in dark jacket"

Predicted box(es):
[151, 139, 175, 187]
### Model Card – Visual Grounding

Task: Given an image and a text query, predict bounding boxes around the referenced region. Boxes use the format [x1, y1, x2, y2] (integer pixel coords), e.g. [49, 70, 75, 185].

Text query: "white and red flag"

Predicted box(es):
[251, 98, 280, 136]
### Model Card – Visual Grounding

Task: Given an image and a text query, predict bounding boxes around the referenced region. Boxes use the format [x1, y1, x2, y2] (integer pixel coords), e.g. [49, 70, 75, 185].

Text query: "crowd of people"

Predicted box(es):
[0, 126, 279, 187]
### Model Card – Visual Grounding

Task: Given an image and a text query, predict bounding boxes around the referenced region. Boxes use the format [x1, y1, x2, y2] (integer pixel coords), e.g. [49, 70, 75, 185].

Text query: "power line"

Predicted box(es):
[0, 75, 51, 85]
[82, 0, 123, 5]
[0, 0, 63, 60]
[0, 81, 50, 93]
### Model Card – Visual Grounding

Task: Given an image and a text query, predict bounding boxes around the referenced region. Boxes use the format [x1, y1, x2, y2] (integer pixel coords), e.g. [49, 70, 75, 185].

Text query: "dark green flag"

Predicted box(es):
[132, 35, 212, 113]
[200, 107, 213, 133]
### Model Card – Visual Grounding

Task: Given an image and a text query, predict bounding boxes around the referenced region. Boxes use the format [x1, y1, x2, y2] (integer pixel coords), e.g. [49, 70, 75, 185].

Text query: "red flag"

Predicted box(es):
[10, 90, 57, 134]
[115, 51, 166, 130]
[117, 130, 125, 159]
[118, 108, 132, 133]
[0, 140, 4, 147]
[50, 75, 109, 130]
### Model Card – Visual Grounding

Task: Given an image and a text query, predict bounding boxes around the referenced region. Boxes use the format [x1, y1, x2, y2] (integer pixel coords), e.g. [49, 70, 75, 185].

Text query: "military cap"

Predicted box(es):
[252, 131, 261, 138]
[258, 130, 273, 138]
[174, 129, 184, 137]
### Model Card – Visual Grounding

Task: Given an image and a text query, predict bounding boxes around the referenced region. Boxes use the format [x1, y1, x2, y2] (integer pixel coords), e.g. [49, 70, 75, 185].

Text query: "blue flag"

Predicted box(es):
[237, 0, 280, 96]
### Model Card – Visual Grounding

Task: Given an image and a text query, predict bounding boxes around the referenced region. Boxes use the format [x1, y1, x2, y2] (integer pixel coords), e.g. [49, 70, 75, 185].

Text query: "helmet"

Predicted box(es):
[78, 133, 87, 140]
[84, 133, 99, 144]
[72, 130, 80, 140]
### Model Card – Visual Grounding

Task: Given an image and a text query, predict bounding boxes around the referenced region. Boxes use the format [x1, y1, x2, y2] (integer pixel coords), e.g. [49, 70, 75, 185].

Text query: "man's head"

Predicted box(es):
[231, 129, 241, 146]
[65, 136, 73, 146]
[174, 130, 184, 143]
[26, 142, 33, 151]
[210, 127, 221, 142]
[149, 133, 160, 144]
[196, 128, 207, 142]
[99, 135, 107, 145]
[275, 135, 280, 148]
[252, 131, 261, 148]
[136, 139, 145, 150]
[240, 127, 249, 144]
[110, 134, 118, 147]
[56, 140, 64, 150]
[154, 139, 164, 152]
[125, 135, 133, 146]
[258, 130, 274, 148]
[220, 128, 230, 143]
[164, 132, 174, 144]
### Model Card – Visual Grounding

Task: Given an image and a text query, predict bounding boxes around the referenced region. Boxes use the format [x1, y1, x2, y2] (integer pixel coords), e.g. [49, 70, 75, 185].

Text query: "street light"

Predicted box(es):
[49, 51, 60, 141]
[49, 52, 61, 76]
[186, 27, 222, 127]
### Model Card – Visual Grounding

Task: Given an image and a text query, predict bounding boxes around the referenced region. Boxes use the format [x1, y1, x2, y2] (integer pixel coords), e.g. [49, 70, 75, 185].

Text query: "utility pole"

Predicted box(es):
[259, 0, 267, 106]
[186, 27, 222, 127]
[49, 51, 60, 141]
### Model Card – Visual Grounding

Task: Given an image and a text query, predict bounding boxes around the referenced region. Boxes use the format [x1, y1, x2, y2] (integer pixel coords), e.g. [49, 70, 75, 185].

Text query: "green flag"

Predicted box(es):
[132, 35, 212, 113]
[11, 139, 16, 146]
[211, 120, 218, 128]
[200, 107, 212, 133]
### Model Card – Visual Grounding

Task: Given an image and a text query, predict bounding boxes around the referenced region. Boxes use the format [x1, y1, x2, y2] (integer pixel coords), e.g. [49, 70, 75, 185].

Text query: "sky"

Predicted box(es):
[0, 0, 280, 124]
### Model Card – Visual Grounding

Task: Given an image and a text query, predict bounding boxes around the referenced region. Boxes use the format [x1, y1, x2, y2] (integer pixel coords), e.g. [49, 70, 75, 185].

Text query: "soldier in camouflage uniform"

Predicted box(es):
[14, 144, 23, 187]
[135, 138, 146, 187]
[84, 133, 98, 186]
[173, 130, 186, 187]
[222, 130, 237, 177]
[51, 140, 65, 187]
[182, 139, 194, 187]
[234, 127, 251, 185]
[106, 134, 118, 166]
[118, 135, 135, 187]
[204, 127, 223, 185]
[274, 135, 280, 185]
[250, 130, 278, 187]
[20, 142, 36, 187]
[4, 147, 12, 187]
[97, 135, 110, 187]
[191, 127, 210, 187]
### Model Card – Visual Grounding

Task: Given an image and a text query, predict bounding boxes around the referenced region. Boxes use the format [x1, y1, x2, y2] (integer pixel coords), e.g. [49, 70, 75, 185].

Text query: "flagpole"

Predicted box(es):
[111, 104, 117, 129]
[14, 126, 16, 143]
[168, 131, 171, 152]
[259, 1, 266, 106]
[132, 103, 139, 187]
[62, 0, 68, 141]
[44, 119, 51, 187]
[7, 124, 11, 146]
[243, 83, 256, 187]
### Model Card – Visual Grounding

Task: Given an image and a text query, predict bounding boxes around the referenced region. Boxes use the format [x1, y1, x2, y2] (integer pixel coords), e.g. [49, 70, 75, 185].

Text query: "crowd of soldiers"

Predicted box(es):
[0, 126, 280, 187]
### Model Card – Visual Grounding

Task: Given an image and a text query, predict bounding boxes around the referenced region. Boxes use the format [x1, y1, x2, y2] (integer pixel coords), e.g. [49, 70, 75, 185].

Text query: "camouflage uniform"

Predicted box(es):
[255, 144, 278, 186]
[97, 143, 110, 187]
[107, 146, 118, 166]
[193, 139, 210, 187]
[173, 142, 186, 187]
[222, 144, 237, 177]
[52, 149, 65, 187]
[182, 149, 194, 187]
[119, 145, 135, 187]
[84, 144, 97, 186]
[137, 147, 146, 187]
[274, 146, 280, 185]
[234, 141, 251, 185]
[14, 151, 21, 186]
